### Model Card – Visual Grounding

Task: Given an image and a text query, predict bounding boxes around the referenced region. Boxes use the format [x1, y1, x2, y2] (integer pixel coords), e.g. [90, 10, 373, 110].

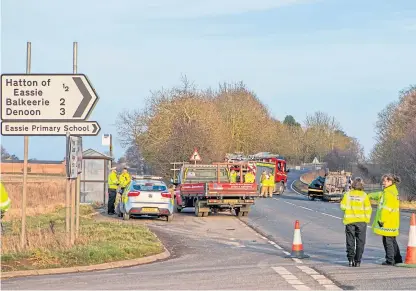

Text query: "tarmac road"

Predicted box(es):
[2, 209, 342, 290]
[243, 168, 416, 290]
[2, 168, 415, 290]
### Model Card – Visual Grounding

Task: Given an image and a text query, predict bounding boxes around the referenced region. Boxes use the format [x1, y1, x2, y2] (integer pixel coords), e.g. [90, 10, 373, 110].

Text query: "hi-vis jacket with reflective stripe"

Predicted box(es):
[119, 172, 131, 188]
[108, 172, 119, 190]
[0, 182, 11, 212]
[340, 190, 372, 225]
[368, 184, 400, 237]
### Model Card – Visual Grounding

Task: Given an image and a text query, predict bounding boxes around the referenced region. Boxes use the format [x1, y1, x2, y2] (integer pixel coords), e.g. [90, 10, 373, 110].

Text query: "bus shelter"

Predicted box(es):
[80, 149, 112, 205]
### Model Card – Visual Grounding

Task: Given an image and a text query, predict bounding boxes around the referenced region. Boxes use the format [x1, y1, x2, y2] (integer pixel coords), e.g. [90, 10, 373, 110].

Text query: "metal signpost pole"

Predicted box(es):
[73, 42, 81, 239]
[65, 132, 71, 243]
[1, 42, 101, 247]
[20, 41, 31, 249]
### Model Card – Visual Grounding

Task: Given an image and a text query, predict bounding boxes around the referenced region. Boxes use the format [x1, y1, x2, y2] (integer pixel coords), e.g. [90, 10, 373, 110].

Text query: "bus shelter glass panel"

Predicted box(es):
[80, 182, 105, 203]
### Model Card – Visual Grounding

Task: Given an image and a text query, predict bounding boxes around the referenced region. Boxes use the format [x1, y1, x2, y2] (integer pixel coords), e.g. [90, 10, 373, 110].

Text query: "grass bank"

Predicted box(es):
[2, 177, 66, 221]
[1, 205, 164, 272]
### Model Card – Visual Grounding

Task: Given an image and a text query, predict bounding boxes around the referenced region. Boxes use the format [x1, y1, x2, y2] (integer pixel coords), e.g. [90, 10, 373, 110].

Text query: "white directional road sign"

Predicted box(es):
[1, 121, 101, 136]
[1, 74, 99, 121]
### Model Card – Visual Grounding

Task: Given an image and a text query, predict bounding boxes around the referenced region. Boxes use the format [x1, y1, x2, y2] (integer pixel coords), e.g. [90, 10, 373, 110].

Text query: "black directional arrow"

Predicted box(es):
[92, 122, 100, 134]
[73, 76, 93, 118]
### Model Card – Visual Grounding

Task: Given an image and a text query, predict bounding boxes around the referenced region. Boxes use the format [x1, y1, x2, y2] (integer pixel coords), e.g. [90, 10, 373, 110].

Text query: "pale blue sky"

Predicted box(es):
[1, 0, 415, 160]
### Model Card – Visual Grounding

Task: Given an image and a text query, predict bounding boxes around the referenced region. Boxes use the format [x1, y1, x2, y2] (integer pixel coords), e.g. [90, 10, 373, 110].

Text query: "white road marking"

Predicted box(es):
[297, 266, 318, 275]
[320, 212, 342, 220]
[283, 251, 290, 255]
[297, 266, 342, 290]
[272, 267, 311, 290]
[277, 185, 345, 221]
[292, 258, 303, 264]
[294, 285, 313, 290]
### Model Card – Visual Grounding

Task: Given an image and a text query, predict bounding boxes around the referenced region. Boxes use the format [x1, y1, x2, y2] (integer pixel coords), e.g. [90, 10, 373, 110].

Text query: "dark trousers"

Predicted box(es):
[345, 222, 367, 262]
[108, 189, 117, 214]
[382, 236, 403, 264]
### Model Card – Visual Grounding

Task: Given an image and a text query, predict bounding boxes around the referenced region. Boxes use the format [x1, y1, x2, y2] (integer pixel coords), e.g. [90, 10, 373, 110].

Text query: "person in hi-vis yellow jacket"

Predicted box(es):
[340, 177, 372, 267]
[367, 173, 403, 266]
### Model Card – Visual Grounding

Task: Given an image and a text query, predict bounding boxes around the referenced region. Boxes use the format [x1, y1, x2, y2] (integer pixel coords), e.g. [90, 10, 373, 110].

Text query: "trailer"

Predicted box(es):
[171, 162, 259, 217]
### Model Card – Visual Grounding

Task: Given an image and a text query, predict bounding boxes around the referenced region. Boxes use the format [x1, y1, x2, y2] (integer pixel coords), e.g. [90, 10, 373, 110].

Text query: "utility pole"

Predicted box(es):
[109, 134, 113, 166]
[20, 41, 31, 249]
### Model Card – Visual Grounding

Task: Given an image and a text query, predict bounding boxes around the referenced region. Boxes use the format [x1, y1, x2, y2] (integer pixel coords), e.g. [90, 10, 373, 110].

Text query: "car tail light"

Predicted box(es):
[161, 192, 171, 198]
[128, 191, 140, 197]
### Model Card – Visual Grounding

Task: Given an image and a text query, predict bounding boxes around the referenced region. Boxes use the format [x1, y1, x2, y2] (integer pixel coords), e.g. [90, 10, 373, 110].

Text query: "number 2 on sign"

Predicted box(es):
[60, 98, 66, 115]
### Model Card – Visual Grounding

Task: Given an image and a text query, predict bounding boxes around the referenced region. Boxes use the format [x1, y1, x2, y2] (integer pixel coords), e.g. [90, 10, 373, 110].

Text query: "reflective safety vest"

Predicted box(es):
[261, 174, 269, 187]
[108, 171, 119, 190]
[244, 172, 255, 183]
[0, 182, 11, 212]
[368, 184, 400, 237]
[119, 172, 131, 188]
[268, 174, 275, 187]
[340, 190, 372, 225]
[230, 172, 237, 183]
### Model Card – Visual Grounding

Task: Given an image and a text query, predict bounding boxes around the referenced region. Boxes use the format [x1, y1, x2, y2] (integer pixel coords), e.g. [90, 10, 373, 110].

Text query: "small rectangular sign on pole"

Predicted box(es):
[66, 134, 82, 179]
[102, 133, 111, 146]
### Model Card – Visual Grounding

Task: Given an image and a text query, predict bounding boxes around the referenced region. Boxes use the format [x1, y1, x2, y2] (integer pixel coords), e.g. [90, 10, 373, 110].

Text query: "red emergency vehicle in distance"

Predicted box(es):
[225, 152, 289, 194]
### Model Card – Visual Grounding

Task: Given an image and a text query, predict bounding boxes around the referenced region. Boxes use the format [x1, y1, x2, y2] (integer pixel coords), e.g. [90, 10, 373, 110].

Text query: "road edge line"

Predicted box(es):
[1, 247, 171, 280]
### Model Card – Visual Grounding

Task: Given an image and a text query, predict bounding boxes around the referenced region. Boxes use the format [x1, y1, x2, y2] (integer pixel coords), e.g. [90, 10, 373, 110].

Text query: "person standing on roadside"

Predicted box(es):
[260, 170, 269, 198]
[340, 177, 372, 267]
[267, 171, 275, 198]
[368, 174, 403, 266]
[107, 167, 119, 215]
[119, 167, 131, 194]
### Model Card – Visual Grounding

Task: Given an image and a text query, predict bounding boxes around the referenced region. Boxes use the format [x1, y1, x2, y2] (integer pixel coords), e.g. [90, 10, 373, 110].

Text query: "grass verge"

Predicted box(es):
[1, 205, 164, 272]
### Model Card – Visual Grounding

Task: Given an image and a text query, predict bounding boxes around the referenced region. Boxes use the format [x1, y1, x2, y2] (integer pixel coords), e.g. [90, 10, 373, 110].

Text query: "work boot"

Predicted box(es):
[382, 261, 394, 266]
[348, 260, 355, 267]
[354, 261, 360, 267]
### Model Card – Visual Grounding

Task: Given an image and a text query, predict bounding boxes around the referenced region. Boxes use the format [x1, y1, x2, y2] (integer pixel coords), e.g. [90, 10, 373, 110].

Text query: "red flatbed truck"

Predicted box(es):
[171, 162, 259, 217]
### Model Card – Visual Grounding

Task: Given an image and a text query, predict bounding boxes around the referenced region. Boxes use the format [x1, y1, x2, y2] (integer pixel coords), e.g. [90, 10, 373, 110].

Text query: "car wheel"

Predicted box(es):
[123, 213, 130, 220]
[166, 214, 173, 222]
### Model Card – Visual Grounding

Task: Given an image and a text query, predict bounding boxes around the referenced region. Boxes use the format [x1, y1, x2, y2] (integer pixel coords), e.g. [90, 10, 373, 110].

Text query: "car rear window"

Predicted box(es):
[132, 183, 167, 191]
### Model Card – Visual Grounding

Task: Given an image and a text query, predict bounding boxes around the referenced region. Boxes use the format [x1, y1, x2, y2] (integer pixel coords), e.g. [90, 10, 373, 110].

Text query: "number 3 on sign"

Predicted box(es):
[60, 98, 65, 115]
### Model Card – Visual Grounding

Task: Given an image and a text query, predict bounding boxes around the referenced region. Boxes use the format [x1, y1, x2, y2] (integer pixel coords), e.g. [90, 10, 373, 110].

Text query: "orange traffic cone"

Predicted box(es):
[396, 213, 416, 268]
[287, 220, 309, 259]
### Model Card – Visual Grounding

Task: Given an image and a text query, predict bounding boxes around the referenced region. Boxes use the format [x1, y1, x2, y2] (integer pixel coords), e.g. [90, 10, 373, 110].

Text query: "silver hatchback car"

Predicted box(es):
[118, 176, 174, 222]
